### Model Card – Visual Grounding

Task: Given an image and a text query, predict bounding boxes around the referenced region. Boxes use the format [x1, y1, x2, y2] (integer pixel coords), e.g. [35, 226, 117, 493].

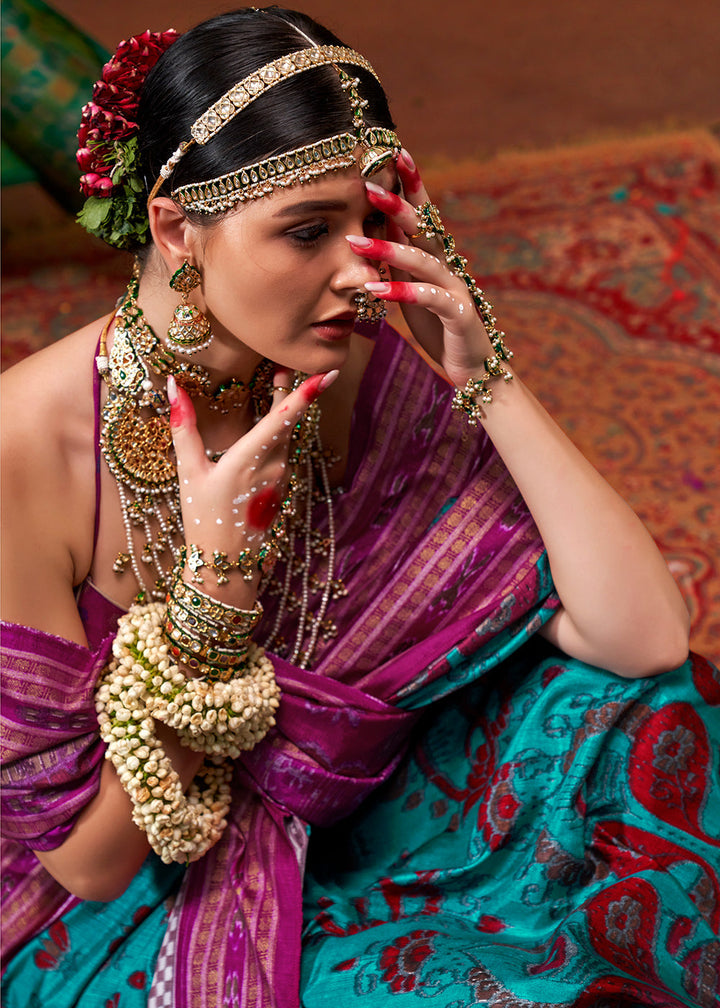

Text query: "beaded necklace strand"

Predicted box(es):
[97, 276, 338, 667]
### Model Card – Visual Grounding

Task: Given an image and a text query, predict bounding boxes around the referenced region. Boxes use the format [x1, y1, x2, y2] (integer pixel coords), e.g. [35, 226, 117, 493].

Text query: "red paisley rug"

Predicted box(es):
[3, 129, 719, 661]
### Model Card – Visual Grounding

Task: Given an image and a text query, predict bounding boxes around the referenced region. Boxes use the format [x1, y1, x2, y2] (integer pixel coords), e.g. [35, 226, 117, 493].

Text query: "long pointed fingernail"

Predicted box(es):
[167, 375, 195, 427]
[365, 184, 403, 213]
[364, 282, 392, 295]
[346, 234, 373, 248]
[302, 369, 340, 403]
[400, 149, 416, 171]
[398, 149, 421, 194]
[319, 369, 340, 391]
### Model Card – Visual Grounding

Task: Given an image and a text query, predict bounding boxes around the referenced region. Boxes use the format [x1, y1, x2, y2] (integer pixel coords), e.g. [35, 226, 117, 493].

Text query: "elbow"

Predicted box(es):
[543, 605, 691, 679]
[652, 601, 692, 673]
[34, 848, 146, 903]
[617, 614, 691, 679]
[645, 626, 691, 677]
[64, 874, 137, 903]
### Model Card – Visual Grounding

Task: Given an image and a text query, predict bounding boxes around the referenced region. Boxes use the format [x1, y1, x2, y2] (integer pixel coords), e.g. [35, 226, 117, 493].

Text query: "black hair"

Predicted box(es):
[137, 7, 394, 210]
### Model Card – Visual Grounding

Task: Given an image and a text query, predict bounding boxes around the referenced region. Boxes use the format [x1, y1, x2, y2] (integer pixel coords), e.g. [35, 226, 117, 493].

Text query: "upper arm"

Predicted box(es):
[1, 363, 93, 645]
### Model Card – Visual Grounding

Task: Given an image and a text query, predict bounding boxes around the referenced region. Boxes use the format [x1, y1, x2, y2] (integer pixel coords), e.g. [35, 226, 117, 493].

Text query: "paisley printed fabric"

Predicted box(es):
[301, 649, 720, 1007]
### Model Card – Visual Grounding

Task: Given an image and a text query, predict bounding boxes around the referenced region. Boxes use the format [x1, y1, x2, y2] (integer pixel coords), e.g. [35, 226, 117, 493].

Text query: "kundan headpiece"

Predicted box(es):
[149, 44, 401, 213]
[77, 26, 400, 246]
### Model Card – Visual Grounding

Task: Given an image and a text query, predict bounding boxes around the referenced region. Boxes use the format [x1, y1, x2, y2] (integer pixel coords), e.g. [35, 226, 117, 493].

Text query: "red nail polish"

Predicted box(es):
[398, 149, 422, 195]
[365, 183, 403, 214]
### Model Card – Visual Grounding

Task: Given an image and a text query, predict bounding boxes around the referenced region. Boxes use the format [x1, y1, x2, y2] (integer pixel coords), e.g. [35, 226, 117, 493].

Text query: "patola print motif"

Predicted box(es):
[301, 651, 720, 1004]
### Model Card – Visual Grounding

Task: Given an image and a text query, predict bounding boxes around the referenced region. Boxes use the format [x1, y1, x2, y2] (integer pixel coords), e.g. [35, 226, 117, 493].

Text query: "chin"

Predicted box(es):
[284, 337, 353, 376]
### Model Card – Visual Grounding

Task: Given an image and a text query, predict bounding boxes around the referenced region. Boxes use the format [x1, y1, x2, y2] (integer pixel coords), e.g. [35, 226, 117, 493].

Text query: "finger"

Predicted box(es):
[366, 178, 444, 258]
[167, 375, 211, 478]
[222, 369, 339, 467]
[364, 280, 469, 327]
[396, 149, 430, 207]
[365, 181, 418, 236]
[271, 366, 295, 405]
[346, 235, 452, 287]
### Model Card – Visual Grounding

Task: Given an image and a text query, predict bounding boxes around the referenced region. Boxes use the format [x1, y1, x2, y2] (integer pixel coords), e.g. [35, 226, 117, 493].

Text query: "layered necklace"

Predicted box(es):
[98, 272, 341, 668]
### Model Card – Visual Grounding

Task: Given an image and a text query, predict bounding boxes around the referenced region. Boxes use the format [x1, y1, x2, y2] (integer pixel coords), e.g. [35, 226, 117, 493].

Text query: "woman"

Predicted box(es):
[1, 7, 717, 1007]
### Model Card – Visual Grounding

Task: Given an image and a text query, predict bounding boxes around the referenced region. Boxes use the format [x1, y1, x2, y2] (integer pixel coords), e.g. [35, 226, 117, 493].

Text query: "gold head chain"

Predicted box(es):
[147, 45, 402, 212]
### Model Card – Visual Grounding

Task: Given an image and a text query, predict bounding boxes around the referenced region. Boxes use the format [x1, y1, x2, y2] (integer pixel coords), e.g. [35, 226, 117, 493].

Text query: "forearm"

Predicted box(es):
[35, 724, 203, 901]
[476, 370, 690, 676]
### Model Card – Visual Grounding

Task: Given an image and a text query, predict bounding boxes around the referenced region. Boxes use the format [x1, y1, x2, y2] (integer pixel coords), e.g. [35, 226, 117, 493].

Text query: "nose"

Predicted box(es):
[331, 237, 382, 296]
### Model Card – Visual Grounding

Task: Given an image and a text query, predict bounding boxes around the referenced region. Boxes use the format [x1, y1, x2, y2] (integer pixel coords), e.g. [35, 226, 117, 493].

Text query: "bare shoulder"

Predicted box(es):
[1, 320, 106, 640]
[3, 319, 102, 414]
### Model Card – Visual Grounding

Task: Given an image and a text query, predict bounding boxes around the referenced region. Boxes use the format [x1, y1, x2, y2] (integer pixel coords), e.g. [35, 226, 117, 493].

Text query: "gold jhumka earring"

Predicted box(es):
[166, 260, 213, 355]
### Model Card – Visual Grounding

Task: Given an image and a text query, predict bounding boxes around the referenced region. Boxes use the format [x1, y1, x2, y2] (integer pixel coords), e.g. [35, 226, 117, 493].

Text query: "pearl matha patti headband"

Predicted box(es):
[148, 44, 401, 211]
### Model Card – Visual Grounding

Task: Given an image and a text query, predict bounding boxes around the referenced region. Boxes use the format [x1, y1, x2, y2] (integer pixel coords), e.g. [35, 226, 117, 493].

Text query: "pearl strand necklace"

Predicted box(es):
[99, 279, 338, 664]
[263, 438, 336, 669]
[298, 446, 336, 667]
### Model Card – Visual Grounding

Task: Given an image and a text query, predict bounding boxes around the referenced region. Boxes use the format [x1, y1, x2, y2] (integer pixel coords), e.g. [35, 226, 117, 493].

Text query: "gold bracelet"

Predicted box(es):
[169, 575, 263, 633]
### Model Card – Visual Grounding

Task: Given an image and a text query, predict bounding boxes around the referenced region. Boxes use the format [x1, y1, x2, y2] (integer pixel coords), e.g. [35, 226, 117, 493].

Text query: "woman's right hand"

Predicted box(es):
[167, 368, 338, 608]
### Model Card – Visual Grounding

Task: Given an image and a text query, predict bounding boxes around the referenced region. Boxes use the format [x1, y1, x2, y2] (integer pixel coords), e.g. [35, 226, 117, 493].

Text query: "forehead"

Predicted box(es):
[245, 157, 399, 218]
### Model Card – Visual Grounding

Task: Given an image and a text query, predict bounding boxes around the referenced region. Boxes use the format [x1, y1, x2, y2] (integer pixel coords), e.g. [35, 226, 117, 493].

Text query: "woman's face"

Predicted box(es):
[195, 162, 396, 374]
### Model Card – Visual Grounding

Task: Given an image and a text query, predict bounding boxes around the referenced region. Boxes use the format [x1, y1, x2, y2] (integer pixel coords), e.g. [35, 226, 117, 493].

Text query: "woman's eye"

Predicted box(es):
[364, 210, 386, 234]
[288, 222, 329, 247]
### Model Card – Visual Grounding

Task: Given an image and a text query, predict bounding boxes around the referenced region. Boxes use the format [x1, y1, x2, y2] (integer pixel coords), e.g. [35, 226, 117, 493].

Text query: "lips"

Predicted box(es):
[311, 312, 357, 340]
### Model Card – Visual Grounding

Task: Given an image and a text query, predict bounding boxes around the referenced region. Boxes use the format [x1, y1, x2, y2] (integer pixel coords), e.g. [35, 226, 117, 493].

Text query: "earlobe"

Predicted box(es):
[148, 197, 197, 271]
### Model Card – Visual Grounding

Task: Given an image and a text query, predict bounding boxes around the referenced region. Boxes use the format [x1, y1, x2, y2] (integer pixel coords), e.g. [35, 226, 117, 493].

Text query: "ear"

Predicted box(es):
[148, 197, 200, 272]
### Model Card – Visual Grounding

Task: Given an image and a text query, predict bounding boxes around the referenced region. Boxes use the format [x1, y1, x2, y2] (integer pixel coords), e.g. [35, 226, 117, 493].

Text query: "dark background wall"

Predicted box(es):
[51, 0, 720, 162]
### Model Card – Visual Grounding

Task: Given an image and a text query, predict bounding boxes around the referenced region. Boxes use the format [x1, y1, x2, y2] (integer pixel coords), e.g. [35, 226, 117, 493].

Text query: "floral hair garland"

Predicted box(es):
[76, 29, 178, 250]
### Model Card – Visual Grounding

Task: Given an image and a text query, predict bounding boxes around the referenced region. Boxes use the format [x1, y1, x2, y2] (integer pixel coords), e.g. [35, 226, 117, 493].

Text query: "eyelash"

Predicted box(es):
[288, 222, 329, 248]
[287, 211, 387, 249]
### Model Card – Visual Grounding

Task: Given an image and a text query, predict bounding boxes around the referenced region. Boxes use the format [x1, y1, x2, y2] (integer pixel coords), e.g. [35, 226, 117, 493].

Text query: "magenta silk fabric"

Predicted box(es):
[1, 324, 551, 1005]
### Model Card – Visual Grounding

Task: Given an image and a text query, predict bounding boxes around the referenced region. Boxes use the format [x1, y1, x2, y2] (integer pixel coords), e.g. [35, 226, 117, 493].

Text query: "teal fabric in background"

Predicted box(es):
[1, 0, 107, 208]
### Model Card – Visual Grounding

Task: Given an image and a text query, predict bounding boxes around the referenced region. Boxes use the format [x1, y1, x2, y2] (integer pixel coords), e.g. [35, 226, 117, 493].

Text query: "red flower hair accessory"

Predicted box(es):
[76, 29, 179, 249]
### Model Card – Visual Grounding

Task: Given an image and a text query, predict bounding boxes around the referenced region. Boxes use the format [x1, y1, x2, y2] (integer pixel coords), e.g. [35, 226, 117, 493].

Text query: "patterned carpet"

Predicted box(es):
[2, 130, 719, 661]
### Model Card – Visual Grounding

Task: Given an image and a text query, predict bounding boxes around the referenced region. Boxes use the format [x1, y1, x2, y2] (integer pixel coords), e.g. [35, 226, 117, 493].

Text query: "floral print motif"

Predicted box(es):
[605, 894, 643, 949]
[379, 930, 438, 993]
[653, 725, 696, 774]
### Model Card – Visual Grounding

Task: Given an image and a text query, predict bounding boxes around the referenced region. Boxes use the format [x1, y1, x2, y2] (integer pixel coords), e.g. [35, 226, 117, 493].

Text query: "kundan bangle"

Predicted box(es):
[166, 552, 265, 680]
[170, 560, 264, 634]
[95, 602, 279, 864]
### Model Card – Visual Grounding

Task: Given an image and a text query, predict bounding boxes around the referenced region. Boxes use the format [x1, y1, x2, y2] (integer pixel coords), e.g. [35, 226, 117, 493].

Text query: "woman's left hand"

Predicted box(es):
[347, 149, 498, 388]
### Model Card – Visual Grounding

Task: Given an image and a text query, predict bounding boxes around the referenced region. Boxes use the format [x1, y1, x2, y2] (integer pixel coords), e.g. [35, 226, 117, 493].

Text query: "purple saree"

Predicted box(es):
[2, 324, 717, 1007]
